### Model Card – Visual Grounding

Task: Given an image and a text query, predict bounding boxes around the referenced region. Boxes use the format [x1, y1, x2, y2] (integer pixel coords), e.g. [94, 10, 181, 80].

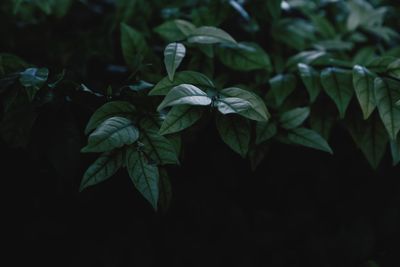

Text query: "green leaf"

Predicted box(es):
[13, 0, 23, 14]
[216, 97, 252, 115]
[149, 71, 215, 96]
[374, 77, 400, 140]
[85, 101, 136, 134]
[387, 59, 400, 79]
[80, 150, 123, 191]
[158, 168, 172, 213]
[390, 137, 400, 166]
[157, 84, 212, 111]
[286, 51, 328, 70]
[320, 67, 354, 119]
[164, 43, 186, 81]
[352, 65, 376, 119]
[82, 117, 139, 153]
[279, 107, 310, 130]
[128, 80, 154, 92]
[307, 14, 336, 39]
[266, 0, 282, 20]
[126, 148, 159, 210]
[19, 67, 49, 101]
[154, 19, 196, 42]
[298, 63, 322, 103]
[256, 121, 277, 144]
[159, 105, 203, 135]
[187, 26, 237, 45]
[215, 114, 250, 157]
[287, 128, 333, 154]
[268, 74, 297, 107]
[220, 87, 269, 121]
[366, 56, 397, 73]
[19, 68, 49, 88]
[310, 102, 337, 140]
[120, 23, 148, 67]
[140, 129, 179, 165]
[216, 42, 272, 72]
[347, 113, 388, 169]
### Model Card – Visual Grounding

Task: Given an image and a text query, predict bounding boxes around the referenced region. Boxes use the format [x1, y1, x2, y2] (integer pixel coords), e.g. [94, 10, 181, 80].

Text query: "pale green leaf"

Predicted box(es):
[157, 84, 211, 111]
[220, 87, 269, 121]
[187, 26, 237, 45]
[216, 97, 252, 115]
[85, 101, 136, 134]
[19, 67, 49, 88]
[149, 71, 215, 96]
[164, 43, 186, 81]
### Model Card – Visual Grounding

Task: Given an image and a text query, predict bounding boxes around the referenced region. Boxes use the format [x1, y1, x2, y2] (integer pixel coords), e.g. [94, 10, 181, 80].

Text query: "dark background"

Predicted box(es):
[4, 117, 400, 267]
[1, 1, 400, 266]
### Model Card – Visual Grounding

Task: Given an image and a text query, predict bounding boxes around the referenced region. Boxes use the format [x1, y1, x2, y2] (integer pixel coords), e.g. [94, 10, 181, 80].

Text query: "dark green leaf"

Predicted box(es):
[347, 112, 387, 169]
[126, 148, 159, 210]
[288, 128, 333, 154]
[140, 128, 179, 165]
[216, 42, 272, 72]
[353, 65, 376, 119]
[266, 0, 282, 20]
[154, 19, 196, 42]
[120, 23, 148, 68]
[215, 114, 250, 157]
[310, 103, 337, 140]
[298, 63, 321, 103]
[374, 77, 400, 140]
[159, 105, 203, 135]
[80, 150, 123, 191]
[279, 107, 310, 129]
[256, 121, 277, 144]
[390, 137, 400, 166]
[387, 59, 400, 79]
[268, 74, 297, 107]
[82, 117, 139, 152]
[158, 168, 172, 213]
[320, 67, 353, 118]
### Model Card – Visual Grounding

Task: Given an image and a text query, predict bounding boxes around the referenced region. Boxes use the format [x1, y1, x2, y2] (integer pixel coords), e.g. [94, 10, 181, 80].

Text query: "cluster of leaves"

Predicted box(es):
[1, 0, 400, 210]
